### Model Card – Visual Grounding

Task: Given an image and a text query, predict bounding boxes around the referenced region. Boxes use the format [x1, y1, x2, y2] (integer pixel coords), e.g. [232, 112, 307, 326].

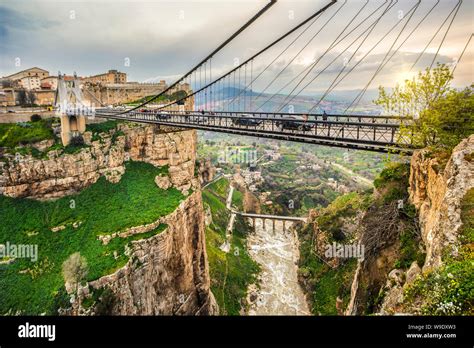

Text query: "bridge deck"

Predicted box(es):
[95, 109, 412, 153]
[232, 210, 307, 222]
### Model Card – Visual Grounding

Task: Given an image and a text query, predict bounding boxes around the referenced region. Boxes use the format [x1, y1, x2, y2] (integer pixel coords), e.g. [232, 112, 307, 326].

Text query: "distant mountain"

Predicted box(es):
[197, 85, 383, 115]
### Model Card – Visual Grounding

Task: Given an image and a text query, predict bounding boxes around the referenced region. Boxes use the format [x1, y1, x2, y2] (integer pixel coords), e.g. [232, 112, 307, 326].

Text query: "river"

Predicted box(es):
[246, 218, 310, 315]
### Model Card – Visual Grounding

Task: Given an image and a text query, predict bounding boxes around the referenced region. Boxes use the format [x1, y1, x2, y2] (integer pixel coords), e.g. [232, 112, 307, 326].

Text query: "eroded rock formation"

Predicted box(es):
[409, 134, 474, 270]
[0, 124, 197, 199]
[85, 191, 218, 315]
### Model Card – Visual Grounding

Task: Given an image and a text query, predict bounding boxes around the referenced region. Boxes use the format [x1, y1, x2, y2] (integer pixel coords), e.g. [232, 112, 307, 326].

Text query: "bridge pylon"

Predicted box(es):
[55, 73, 87, 146]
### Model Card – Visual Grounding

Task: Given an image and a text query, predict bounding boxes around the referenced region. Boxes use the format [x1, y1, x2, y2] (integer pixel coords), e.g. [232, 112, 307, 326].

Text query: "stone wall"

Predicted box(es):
[86, 191, 218, 315]
[0, 124, 198, 199]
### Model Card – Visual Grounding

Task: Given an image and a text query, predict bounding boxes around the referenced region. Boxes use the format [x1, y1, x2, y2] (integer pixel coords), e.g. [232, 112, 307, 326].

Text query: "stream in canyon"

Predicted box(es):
[245, 219, 310, 315]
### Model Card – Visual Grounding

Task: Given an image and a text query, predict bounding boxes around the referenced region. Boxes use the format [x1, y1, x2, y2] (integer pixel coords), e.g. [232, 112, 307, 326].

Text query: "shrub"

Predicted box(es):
[69, 135, 85, 147]
[62, 252, 89, 289]
[30, 114, 42, 122]
[375, 64, 474, 150]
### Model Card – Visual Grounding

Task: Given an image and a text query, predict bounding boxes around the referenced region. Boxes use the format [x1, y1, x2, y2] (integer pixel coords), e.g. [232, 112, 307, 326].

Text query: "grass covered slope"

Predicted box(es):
[202, 178, 259, 315]
[0, 119, 54, 148]
[0, 161, 184, 314]
[297, 194, 364, 315]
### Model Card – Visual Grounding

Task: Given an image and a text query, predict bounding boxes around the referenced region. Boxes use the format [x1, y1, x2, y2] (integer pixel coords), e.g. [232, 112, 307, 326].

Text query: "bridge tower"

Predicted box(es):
[55, 73, 87, 146]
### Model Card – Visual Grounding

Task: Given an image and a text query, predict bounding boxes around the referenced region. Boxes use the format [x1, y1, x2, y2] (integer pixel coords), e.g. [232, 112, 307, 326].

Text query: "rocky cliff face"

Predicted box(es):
[347, 135, 473, 315]
[408, 135, 474, 271]
[85, 191, 218, 315]
[0, 123, 218, 315]
[0, 124, 197, 199]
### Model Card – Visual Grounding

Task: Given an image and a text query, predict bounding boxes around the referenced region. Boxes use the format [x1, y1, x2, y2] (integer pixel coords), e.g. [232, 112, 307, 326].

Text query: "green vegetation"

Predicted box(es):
[86, 120, 121, 135]
[375, 64, 474, 150]
[403, 259, 474, 315]
[394, 225, 425, 270]
[0, 161, 182, 314]
[403, 187, 473, 315]
[373, 161, 410, 203]
[298, 220, 357, 315]
[206, 177, 230, 198]
[0, 119, 54, 148]
[460, 188, 474, 243]
[202, 178, 259, 315]
[317, 191, 372, 241]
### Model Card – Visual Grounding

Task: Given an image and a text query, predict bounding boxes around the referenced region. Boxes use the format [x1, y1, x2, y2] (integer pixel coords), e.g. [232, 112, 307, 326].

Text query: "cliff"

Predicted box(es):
[83, 191, 218, 315]
[408, 135, 474, 270]
[296, 135, 473, 315]
[0, 124, 197, 199]
[0, 122, 218, 316]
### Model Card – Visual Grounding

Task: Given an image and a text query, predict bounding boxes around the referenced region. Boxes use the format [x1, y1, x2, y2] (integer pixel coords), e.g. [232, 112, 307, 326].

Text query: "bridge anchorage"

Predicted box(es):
[55, 73, 90, 146]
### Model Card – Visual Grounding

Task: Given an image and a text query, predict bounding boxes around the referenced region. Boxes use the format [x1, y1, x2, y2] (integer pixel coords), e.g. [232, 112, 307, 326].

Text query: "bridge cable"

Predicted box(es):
[344, 0, 434, 114]
[119, 0, 277, 114]
[255, 0, 391, 112]
[452, 33, 473, 75]
[275, 0, 397, 113]
[252, 0, 368, 110]
[153, 1, 338, 111]
[410, 0, 461, 71]
[293, 0, 416, 115]
[344, 1, 423, 114]
[271, 0, 351, 112]
[308, 0, 405, 114]
[429, 0, 462, 70]
[224, 8, 326, 108]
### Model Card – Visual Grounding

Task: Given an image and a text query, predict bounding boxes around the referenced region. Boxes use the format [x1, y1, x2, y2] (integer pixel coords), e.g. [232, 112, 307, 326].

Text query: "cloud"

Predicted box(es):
[0, 0, 472, 92]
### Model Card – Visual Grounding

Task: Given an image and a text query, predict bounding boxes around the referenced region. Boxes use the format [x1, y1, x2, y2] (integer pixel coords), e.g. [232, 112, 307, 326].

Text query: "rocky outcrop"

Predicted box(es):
[0, 124, 198, 199]
[409, 135, 474, 270]
[198, 158, 215, 185]
[85, 191, 218, 315]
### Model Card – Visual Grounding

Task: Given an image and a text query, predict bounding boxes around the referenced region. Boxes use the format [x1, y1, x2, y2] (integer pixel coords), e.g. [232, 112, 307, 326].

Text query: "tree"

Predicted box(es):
[30, 114, 42, 122]
[27, 91, 36, 105]
[375, 64, 474, 149]
[62, 252, 89, 290]
[17, 90, 27, 105]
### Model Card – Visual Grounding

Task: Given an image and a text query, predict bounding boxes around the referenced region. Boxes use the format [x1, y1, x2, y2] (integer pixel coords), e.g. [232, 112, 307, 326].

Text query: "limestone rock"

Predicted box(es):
[86, 192, 218, 315]
[409, 135, 474, 270]
[404, 261, 422, 286]
[0, 124, 197, 200]
[155, 175, 171, 190]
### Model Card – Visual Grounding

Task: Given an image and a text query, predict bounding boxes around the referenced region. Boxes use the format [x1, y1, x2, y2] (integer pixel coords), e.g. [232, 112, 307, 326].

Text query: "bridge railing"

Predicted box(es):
[95, 109, 413, 152]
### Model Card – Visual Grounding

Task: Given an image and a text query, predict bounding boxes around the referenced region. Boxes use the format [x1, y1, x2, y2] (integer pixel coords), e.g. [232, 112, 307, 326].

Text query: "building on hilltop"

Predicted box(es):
[84, 69, 127, 84]
[3, 67, 50, 91]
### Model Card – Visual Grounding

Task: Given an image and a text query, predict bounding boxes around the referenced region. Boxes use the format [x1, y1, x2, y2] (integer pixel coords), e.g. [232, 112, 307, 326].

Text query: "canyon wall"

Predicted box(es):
[85, 191, 218, 315]
[346, 135, 473, 315]
[0, 123, 218, 315]
[0, 124, 198, 199]
[408, 134, 474, 271]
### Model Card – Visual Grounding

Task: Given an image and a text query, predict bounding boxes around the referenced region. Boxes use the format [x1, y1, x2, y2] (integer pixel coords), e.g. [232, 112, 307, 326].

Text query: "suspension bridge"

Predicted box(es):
[59, 0, 470, 153]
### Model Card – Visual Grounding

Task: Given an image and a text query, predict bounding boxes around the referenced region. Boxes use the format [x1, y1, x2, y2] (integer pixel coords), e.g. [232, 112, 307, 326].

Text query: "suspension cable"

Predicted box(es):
[429, 0, 462, 70]
[154, 1, 337, 111]
[255, 0, 390, 112]
[410, 0, 461, 71]
[276, 0, 397, 112]
[345, 1, 422, 113]
[308, 0, 398, 113]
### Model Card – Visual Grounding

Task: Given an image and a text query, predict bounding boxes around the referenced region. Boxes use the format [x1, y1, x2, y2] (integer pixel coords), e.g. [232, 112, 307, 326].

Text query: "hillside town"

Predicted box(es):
[0, 67, 191, 109]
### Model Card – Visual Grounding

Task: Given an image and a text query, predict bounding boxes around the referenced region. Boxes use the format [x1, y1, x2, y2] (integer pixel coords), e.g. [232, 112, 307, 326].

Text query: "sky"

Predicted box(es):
[0, 0, 473, 96]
